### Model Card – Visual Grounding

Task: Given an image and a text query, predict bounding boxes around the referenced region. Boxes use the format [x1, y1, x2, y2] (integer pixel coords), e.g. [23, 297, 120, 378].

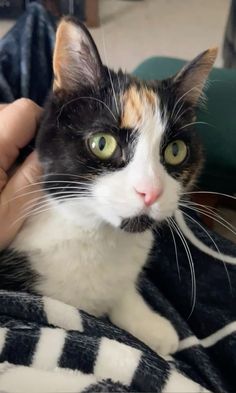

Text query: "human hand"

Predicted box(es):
[0, 99, 43, 249]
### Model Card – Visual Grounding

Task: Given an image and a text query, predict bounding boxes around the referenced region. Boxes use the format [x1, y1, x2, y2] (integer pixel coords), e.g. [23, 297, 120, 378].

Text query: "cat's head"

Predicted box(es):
[37, 18, 217, 232]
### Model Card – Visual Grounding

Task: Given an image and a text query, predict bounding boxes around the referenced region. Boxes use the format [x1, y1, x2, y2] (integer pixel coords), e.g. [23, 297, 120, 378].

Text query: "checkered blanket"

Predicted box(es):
[0, 218, 235, 393]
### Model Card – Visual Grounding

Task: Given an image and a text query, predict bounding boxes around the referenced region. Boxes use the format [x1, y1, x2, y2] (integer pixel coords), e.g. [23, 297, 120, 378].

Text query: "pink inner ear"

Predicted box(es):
[53, 18, 102, 92]
[53, 19, 71, 89]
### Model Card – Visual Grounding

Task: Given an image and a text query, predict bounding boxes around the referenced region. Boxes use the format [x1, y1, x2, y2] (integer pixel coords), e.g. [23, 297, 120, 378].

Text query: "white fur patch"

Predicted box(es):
[43, 296, 83, 331]
[110, 287, 179, 356]
[12, 208, 153, 317]
[94, 337, 142, 385]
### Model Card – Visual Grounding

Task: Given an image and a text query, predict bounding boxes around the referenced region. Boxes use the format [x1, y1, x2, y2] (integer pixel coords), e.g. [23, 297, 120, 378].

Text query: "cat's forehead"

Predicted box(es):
[120, 84, 158, 130]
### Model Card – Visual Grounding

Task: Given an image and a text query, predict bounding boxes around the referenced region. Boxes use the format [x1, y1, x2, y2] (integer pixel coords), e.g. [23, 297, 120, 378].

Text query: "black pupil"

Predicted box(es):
[172, 142, 179, 157]
[99, 137, 106, 151]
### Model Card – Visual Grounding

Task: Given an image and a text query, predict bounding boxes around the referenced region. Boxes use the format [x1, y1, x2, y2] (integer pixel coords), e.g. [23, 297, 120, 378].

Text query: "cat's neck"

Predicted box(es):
[12, 200, 112, 252]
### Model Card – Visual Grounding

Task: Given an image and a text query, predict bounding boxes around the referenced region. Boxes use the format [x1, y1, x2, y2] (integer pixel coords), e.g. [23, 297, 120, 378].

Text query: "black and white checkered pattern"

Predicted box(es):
[0, 291, 206, 393]
[0, 218, 235, 392]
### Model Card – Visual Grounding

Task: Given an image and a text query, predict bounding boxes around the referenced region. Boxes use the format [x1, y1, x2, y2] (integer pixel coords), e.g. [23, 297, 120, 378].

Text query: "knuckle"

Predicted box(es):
[16, 97, 33, 107]
[15, 98, 41, 114]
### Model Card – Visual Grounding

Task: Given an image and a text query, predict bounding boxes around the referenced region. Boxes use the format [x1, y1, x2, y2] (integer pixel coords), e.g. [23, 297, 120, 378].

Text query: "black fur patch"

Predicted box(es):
[120, 215, 154, 233]
[0, 249, 38, 292]
[36, 70, 140, 200]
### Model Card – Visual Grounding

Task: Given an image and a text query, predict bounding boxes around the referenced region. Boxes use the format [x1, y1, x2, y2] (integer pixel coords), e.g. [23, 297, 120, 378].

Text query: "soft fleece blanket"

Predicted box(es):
[0, 217, 235, 393]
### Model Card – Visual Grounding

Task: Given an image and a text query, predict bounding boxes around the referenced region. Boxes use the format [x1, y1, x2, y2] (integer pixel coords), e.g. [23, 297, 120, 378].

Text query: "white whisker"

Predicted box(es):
[183, 191, 236, 200]
[173, 106, 189, 125]
[172, 101, 185, 124]
[171, 85, 202, 121]
[40, 172, 93, 179]
[57, 95, 117, 125]
[21, 190, 91, 212]
[169, 216, 196, 319]
[180, 209, 232, 293]
[12, 177, 93, 195]
[179, 121, 213, 131]
[5, 183, 91, 205]
[167, 219, 181, 281]
[101, 28, 119, 115]
[179, 203, 236, 237]
[23, 195, 86, 214]
[10, 196, 87, 228]
[181, 200, 236, 231]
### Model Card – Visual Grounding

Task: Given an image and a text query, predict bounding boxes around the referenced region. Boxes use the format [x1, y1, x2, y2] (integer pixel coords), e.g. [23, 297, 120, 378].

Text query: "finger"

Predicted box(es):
[0, 168, 7, 192]
[0, 98, 42, 171]
[0, 151, 43, 249]
[0, 104, 8, 111]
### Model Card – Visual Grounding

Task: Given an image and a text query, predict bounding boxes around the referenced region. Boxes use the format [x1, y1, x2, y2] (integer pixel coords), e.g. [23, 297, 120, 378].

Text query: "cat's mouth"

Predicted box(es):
[120, 215, 155, 233]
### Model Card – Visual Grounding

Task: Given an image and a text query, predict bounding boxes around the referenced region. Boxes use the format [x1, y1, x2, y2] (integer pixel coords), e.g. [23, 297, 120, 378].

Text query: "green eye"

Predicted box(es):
[164, 140, 187, 165]
[88, 133, 118, 160]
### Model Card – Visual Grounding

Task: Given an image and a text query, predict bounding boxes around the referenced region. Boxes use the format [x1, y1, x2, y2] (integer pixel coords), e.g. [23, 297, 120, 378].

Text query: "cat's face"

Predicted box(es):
[37, 18, 217, 232]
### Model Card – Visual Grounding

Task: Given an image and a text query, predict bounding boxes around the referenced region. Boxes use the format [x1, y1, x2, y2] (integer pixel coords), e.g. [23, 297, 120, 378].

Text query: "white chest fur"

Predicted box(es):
[12, 208, 153, 316]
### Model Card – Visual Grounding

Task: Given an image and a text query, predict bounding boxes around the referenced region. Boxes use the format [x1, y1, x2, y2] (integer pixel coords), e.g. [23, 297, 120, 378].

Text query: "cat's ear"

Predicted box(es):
[173, 48, 218, 106]
[53, 17, 103, 92]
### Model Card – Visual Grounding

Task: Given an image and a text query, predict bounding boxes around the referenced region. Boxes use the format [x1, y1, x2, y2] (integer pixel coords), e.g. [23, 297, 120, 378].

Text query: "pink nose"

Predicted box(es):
[134, 185, 163, 207]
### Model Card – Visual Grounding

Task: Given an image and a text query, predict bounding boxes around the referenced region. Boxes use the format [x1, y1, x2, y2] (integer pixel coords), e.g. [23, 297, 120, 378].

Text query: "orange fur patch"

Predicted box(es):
[121, 86, 157, 129]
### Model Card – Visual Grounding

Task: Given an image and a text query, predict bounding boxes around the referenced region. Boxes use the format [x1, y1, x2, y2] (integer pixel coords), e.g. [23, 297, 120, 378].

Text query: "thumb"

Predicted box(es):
[0, 151, 43, 248]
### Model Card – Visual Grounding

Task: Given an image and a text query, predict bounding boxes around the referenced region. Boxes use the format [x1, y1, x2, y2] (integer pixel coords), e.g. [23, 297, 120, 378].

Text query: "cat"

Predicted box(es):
[0, 17, 220, 355]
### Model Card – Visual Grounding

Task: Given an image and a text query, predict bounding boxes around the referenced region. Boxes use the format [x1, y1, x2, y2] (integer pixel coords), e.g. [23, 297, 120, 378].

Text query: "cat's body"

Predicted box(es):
[10, 203, 178, 355]
[12, 208, 153, 316]
[0, 18, 220, 355]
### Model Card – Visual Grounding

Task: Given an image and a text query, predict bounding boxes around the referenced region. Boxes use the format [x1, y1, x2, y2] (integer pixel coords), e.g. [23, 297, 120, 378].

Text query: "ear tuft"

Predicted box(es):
[173, 47, 218, 106]
[53, 17, 103, 92]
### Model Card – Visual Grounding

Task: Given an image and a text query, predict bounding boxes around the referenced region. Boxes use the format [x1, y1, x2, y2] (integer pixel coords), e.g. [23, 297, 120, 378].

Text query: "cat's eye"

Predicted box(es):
[88, 133, 118, 160]
[164, 140, 187, 165]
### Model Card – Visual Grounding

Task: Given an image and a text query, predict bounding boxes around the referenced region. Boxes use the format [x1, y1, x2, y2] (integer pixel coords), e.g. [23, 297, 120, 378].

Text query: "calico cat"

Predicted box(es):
[0, 18, 219, 355]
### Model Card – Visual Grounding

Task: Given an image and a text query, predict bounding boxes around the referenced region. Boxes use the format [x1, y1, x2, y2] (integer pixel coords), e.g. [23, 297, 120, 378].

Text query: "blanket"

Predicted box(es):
[0, 216, 235, 393]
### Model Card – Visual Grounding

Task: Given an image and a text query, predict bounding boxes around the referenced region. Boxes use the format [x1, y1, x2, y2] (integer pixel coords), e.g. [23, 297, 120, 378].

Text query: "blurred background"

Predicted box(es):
[91, 0, 230, 71]
[0, 0, 231, 70]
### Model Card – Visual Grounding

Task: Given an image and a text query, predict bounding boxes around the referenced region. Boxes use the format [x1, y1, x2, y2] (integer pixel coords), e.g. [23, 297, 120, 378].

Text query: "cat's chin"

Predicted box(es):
[120, 215, 154, 233]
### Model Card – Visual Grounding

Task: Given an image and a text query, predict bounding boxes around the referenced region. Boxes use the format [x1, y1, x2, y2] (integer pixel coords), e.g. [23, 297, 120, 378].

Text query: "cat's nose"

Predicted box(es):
[134, 185, 163, 207]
